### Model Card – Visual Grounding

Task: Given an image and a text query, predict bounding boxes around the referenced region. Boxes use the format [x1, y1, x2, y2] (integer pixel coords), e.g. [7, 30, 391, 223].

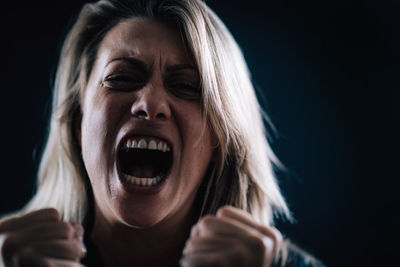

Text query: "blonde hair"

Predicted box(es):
[10, 0, 291, 226]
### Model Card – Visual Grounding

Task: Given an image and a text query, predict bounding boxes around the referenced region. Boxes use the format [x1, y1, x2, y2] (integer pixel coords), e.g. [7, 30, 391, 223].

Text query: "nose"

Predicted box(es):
[130, 84, 171, 121]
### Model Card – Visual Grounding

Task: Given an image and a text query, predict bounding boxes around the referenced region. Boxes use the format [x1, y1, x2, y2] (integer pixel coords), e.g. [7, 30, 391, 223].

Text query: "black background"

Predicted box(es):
[1, 0, 399, 266]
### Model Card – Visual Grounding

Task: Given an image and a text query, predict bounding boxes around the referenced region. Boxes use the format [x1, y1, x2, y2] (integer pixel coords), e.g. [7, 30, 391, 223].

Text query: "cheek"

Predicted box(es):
[181, 112, 214, 177]
[80, 93, 124, 174]
[81, 105, 108, 150]
[196, 129, 215, 167]
[80, 111, 108, 182]
[82, 90, 124, 140]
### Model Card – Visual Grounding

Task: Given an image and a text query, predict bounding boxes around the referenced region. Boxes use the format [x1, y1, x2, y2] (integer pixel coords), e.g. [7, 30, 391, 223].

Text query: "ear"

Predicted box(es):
[74, 110, 82, 148]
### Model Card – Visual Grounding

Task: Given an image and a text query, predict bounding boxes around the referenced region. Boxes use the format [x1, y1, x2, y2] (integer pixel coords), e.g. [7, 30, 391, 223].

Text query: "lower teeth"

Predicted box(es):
[124, 175, 162, 186]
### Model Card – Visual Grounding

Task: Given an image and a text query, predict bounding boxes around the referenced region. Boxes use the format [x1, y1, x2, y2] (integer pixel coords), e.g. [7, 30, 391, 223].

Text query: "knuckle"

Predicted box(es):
[0, 217, 18, 233]
[60, 222, 75, 238]
[271, 227, 283, 244]
[251, 235, 268, 253]
[260, 225, 283, 245]
[258, 225, 271, 234]
[216, 206, 233, 217]
[43, 208, 60, 221]
[200, 215, 214, 224]
[198, 215, 215, 229]
[1, 233, 18, 256]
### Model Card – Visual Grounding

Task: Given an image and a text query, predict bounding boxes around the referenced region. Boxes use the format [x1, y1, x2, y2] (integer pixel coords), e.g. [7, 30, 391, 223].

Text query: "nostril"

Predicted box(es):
[135, 110, 148, 118]
[156, 113, 167, 120]
[130, 99, 170, 120]
[132, 110, 167, 120]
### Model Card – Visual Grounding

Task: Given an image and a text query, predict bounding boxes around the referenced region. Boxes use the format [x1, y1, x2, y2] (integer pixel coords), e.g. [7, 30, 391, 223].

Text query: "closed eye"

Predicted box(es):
[166, 82, 201, 100]
[103, 73, 145, 91]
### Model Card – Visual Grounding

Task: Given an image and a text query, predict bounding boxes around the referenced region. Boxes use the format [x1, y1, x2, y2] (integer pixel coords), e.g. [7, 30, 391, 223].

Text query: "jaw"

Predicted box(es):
[105, 160, 187, 228]
[101, 135, 206, 229]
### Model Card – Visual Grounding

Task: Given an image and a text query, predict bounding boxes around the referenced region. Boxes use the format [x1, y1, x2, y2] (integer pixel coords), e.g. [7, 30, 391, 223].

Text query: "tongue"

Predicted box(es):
[127, 164, 155, 178]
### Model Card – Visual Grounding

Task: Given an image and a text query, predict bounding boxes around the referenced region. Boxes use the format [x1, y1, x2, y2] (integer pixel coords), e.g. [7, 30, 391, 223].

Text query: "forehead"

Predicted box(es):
[96, 17, 193, 66]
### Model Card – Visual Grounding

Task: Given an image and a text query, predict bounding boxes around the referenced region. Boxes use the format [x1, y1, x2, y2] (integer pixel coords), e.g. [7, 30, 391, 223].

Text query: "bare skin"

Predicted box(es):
[0, 209, 85, 267]
[181, 206, 283, 267]
[90, 204, 195, 267]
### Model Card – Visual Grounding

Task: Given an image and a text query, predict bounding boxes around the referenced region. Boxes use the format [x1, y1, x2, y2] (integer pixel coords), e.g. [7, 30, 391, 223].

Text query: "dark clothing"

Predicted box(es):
[81, 238, 325, 267]
[81, 202, 325, 266]
[273, 241, 326, 267]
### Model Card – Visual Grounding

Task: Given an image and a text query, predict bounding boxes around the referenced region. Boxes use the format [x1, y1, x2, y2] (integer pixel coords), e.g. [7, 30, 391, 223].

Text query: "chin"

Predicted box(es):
[108, 176, 175, 228]
[113, 198, 178, 229]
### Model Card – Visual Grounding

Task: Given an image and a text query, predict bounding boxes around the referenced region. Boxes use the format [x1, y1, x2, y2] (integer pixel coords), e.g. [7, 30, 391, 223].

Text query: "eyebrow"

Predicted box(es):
[165, 64, 197, 73]
[107, 57, 148, 70]
[107, 57, 196, 73]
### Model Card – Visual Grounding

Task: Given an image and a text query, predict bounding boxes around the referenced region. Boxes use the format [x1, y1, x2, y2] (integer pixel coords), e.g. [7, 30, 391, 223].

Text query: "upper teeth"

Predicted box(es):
[124, 138, 171, 152]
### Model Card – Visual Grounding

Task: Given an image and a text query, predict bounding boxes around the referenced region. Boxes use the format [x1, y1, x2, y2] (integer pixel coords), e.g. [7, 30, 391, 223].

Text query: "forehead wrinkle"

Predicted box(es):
[98, 18, 197, 77]
[97, 34, 140, 69]
[158, 54, 162, 75]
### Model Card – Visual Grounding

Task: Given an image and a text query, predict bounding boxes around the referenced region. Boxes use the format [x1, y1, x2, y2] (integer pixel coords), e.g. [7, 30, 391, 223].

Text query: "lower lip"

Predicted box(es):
[116, 163, 169, 195]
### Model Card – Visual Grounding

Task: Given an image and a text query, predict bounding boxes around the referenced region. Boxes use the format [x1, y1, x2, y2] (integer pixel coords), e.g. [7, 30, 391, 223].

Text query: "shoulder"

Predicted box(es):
[273, 240, 326, 267]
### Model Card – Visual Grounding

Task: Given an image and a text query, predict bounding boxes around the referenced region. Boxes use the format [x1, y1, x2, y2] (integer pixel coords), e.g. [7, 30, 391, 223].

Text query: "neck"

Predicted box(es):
[89, 206, 196, 267]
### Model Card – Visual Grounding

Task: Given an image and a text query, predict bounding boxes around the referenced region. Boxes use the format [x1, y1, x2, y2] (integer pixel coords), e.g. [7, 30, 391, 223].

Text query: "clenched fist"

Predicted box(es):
[181, 206, 282, 267]
[0, 208, 86, 267]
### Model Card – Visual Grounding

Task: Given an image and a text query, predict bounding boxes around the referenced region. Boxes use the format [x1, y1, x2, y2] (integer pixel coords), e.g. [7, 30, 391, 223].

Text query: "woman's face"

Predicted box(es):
[79, 18, 214, 228]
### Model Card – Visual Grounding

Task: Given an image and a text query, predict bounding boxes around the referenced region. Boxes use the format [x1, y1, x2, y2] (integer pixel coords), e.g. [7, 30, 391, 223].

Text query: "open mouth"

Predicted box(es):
[118, 137, 173, 187]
